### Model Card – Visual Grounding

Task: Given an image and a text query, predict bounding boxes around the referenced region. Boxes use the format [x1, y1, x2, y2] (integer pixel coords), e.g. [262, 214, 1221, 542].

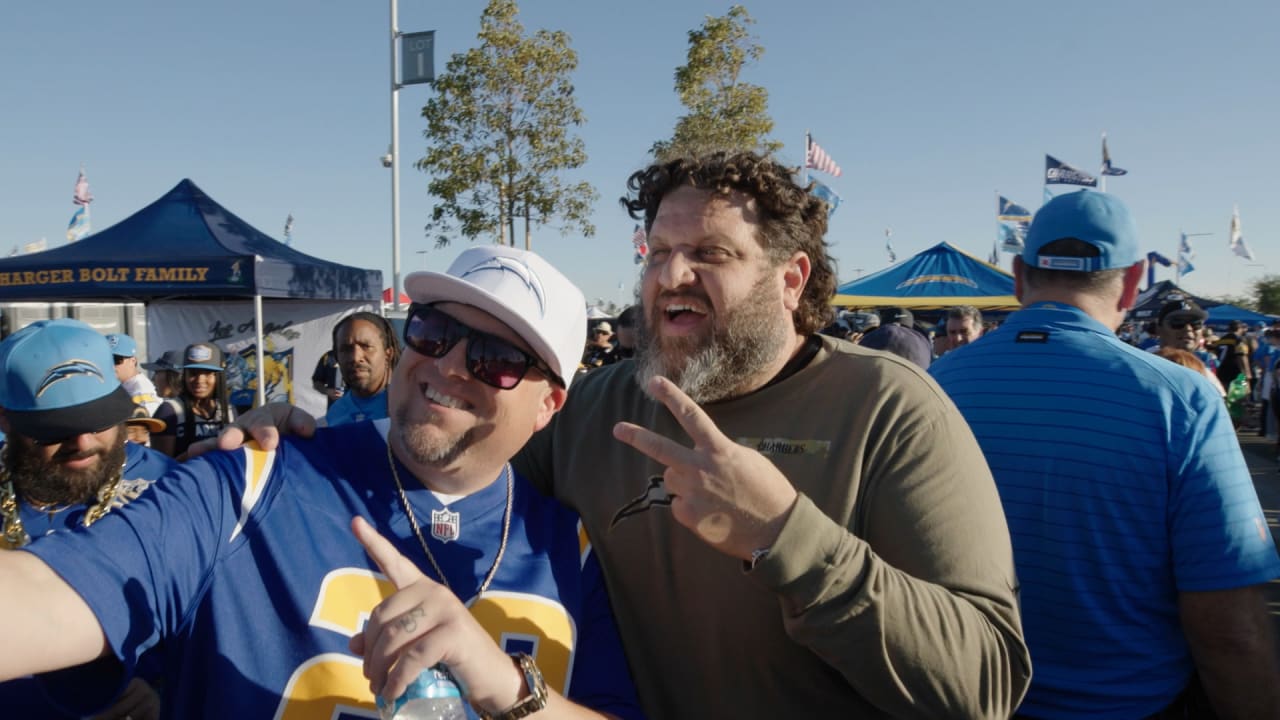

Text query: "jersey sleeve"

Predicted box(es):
[21, 447, 263, 677]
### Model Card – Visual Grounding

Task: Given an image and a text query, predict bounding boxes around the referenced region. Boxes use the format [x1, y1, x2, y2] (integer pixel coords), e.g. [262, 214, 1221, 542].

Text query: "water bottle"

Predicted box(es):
[376, 664, 468, 720]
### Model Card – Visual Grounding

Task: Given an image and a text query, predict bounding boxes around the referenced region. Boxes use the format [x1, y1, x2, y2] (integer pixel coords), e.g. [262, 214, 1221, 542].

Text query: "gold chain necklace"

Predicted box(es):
[385, 441, 512, 596]
[0, 470, 122, 550]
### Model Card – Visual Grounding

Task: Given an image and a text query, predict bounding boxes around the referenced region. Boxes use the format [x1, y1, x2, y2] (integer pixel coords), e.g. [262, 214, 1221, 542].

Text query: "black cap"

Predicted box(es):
[1157, 299, 1207, 326]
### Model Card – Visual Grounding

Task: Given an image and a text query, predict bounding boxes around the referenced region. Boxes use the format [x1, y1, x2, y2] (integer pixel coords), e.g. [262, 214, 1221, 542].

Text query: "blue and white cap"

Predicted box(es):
[0, 319, 138, 443]
[1022, 191, 1141, 272]
[105, 332, 138, 358]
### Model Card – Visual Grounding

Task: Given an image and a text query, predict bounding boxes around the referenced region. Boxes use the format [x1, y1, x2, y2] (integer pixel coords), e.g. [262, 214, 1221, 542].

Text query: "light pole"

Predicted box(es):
[416, 249, 428, 270]
[386, 2, 434, 312]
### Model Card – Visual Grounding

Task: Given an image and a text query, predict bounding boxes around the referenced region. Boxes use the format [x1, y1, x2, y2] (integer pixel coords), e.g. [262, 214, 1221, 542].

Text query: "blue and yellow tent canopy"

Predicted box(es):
[832, 242, 1017, 310]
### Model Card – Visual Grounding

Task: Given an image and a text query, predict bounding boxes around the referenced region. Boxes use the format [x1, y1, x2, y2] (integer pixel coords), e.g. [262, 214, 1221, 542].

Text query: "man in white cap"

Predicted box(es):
[0, 319, 175, 719]
[0, 248, 639, 719]
[106, 332, 161, 415]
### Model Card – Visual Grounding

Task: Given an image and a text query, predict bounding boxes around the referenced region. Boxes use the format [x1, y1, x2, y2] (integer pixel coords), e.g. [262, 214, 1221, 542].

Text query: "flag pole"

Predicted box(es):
[1099, 132, 1107, 193]
[802, 129, 810, 187]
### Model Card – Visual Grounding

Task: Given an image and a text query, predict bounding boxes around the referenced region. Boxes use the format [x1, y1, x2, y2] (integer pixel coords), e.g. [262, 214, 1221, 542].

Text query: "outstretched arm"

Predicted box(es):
[184, 402, 318, 458]
[0, 550, 109, 680]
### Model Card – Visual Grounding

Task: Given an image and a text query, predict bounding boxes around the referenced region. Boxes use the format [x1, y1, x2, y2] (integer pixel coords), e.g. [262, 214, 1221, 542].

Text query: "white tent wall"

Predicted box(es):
[149, 299, 375, 419]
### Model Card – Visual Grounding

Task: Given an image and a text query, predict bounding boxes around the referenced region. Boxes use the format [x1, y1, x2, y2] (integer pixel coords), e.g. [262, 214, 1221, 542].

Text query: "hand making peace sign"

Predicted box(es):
[612, 376, 799, 561]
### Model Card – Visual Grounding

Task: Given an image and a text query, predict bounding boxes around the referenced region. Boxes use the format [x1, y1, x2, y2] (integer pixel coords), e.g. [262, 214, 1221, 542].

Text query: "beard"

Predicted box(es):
[634, 271, 793, 404]
[6, 428, 127, 508]
[392, 403, 475, 468]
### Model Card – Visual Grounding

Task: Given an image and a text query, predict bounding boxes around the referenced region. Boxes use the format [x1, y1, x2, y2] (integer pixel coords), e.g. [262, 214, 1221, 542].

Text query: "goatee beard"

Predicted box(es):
[393, 404, 474, 468]
[634, 274, 792, 404]
[6, 429, 127, 508]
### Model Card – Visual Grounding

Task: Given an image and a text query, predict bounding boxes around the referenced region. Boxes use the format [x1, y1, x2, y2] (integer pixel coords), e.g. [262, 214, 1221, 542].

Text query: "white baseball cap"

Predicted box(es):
[404, 246, 587, 389]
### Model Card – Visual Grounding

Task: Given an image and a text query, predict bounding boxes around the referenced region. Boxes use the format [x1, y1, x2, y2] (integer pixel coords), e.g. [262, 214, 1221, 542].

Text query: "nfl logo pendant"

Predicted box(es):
[431, 508, 460, 543]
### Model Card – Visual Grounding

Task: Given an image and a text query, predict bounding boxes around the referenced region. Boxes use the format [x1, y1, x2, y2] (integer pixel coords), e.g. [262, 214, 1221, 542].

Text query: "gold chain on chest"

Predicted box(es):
[385, 441, 512, 596]
[0, 469, 122, 550]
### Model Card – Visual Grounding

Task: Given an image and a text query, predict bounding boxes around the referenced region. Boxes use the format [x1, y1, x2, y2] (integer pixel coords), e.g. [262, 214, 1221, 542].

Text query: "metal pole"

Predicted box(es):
[390, 0, 402, 312]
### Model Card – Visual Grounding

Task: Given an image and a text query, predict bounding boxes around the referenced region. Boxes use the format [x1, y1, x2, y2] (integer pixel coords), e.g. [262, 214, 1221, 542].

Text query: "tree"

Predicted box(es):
[418, 0, 596, 248]
[1250, 275, 1280, 315]
[652, 5, 781, 160]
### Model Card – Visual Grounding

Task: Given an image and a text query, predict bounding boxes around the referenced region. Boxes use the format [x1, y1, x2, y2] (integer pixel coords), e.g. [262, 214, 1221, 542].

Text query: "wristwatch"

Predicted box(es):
[477, 653, 548, 720]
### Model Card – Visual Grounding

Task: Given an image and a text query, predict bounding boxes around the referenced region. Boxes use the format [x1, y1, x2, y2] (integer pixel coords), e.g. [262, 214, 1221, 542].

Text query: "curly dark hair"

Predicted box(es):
[620, 150, 836, 335]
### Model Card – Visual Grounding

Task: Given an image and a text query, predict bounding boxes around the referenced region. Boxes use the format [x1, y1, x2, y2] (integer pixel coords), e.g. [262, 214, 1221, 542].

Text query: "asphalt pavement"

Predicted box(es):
[1236, 430, 1280, 628]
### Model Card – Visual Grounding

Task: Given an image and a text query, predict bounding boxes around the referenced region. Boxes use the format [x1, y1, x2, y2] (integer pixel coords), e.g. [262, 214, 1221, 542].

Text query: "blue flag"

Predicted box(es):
[997, 195, 1031, 222]
[1045, 155, 1098, 187]
[809, 179, 842, 217]
[1177, 255, 1195, 277]
[66, 206, 90, 242]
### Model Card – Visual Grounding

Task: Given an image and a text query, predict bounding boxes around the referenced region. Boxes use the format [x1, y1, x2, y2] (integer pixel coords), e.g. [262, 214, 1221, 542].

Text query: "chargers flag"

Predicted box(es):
[1045, 155, 1098, 187]
[1100, 133, 1128, 176]
[997, 195, 1031, 253]
[809, 178, 842, 217]
[631, 224, 648, 264]
[66, 206, 89, 242]
[806, 134, 843, 177]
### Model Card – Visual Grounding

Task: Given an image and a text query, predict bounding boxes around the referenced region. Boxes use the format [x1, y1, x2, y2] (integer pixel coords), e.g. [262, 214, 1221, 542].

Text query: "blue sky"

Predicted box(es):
[3, 1, 1277, 310]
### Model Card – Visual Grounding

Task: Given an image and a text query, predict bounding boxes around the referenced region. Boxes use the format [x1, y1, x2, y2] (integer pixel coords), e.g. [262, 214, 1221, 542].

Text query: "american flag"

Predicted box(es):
[73, 169, 93, 206]
[806, 135, 842, 177]
[631, 224, 648, 264]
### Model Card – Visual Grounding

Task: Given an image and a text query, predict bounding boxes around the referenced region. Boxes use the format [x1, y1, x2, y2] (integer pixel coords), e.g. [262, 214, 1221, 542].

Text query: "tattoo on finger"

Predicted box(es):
[396, 605, 426, 634]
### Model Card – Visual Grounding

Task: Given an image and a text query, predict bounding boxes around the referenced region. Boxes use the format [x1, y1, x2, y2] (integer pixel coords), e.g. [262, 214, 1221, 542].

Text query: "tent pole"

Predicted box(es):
[254, 292, 267, 407]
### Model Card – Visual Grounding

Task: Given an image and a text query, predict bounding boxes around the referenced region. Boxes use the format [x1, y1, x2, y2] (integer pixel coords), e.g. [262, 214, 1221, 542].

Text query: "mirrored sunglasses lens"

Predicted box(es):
[406, 308, 456, 356]
[468, 335, 530, 389]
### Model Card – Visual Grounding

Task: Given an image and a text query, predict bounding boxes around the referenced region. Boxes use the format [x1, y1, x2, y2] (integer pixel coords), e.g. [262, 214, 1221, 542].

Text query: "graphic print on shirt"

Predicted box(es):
[610, 476, 672, 528]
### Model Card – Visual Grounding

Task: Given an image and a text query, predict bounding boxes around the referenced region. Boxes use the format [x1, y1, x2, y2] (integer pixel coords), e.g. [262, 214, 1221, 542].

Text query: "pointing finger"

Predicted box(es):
[352, 516, 425, 590]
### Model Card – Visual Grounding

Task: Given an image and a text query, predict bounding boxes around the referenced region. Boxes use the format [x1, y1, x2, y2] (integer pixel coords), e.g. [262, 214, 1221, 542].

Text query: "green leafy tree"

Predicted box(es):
[1250, 275, 1280, 315]
[418, 0, 596, 248]
[652, 5, 781, 160]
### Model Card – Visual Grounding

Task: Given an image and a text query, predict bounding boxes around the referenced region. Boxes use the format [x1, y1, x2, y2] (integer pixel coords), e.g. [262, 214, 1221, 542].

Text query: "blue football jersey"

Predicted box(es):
[25, 420, 639, 719]
[2, 441, 176, 719]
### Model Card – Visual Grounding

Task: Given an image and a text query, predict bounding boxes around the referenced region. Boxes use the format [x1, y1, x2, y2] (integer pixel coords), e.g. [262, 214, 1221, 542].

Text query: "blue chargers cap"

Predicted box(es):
[0, 319, 137, 443]
[1022, 191, 1140, 272]
[105, 333, 138, 358]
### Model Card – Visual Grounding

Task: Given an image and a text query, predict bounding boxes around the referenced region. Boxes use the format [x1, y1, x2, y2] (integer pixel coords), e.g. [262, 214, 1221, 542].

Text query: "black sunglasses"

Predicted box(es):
[1167, 320, 1203, 330]
[403, 304, 563, 390]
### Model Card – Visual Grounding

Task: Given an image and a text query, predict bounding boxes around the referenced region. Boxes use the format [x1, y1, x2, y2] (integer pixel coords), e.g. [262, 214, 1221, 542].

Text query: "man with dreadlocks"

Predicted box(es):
[0, 319, 174, 719]
[326, 312, 401, 426]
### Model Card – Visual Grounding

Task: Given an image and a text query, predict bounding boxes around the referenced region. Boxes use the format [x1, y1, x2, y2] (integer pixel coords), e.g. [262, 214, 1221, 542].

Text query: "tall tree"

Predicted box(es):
[652, 5, 781, 160]
[1250, 275, 1280, 315]
[418, 0, 596, 248]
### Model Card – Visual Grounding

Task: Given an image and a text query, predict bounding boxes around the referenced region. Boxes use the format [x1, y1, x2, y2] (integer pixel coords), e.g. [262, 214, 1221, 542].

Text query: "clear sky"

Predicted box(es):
[3, 1, 1277, 311]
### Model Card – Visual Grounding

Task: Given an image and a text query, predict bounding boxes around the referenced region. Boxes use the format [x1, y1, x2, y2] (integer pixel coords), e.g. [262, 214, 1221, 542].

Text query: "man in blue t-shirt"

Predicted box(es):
[0, 249, 640, 720]
[0, 319, 176, 719]
[932, 191, 1280, 719]
[324, 312, 399, 426]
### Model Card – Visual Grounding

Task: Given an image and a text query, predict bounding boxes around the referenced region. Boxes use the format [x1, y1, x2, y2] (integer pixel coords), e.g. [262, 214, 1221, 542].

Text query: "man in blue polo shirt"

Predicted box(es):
[931, 191, 1280, 719]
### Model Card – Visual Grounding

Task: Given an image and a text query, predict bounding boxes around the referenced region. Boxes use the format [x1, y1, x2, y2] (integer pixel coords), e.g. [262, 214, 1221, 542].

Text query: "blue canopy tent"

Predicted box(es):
[0, 179, 381, 404]
[832, 242, 1018, 310]
[1205, 303, 1276, 328]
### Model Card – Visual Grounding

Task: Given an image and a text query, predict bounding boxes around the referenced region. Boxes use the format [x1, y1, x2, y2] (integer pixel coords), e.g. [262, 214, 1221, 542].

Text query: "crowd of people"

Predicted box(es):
[0, 150, 1276, 720]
